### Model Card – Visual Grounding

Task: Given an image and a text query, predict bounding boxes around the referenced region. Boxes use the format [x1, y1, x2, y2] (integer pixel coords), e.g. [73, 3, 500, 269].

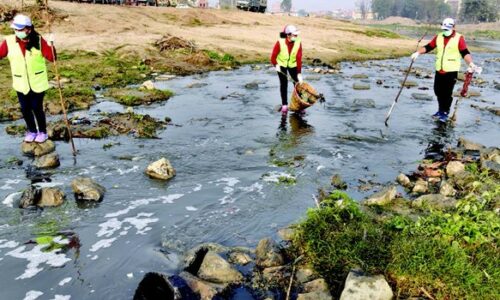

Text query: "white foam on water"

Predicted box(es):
[239, 182, 265, 197]
[33, 181, 64, 188]
[58, 277, 72, 286]
[216, 177, 240, 187]
[124, 214, 158, 235]
[117, 165, 139, 176]
[0, 240, 19, 249]
[193, 184, 202, 192]
[219, 195, 234, 205]
[0, 179, 22, 190]
[91, 255, 98, 261]
[97, 218, 122, 237]
[185, 206, 197, 211]
[262, 172, 296, 183]
[317, 165, 325, 172]
[89, 238, 117, 252]
[50, 295, 71, 300]
[23, 290, 43, 300]
[104, 194, 183, 218]
[6, 245, 71, 280]
[161, 194, 184, 204]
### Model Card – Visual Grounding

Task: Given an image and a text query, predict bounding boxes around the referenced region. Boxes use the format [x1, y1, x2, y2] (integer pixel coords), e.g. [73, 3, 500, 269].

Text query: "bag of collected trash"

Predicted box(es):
[289, 82, 321, 112]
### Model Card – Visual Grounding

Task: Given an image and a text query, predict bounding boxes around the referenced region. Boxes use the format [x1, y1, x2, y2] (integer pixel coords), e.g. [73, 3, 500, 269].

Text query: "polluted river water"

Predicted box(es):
[0, 52, 499, 299]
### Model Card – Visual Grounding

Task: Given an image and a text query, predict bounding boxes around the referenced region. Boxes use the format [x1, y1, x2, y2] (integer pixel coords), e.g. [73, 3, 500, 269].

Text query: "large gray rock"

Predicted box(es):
[33, 152, 60, 169]
[457, 137, 484, 151]
[197, 251, 243, 284]
[413, 194, 457, 210]
[71, 177, 106, 202]
[412, 179, 428, 194]
[145, 158, 176, 181]
[446, 161, 465, 177]
[255, 238, 285, 268]
[179, 271, 225, 300]
[363, 186, 397, 206]
[38, 188, 65, 207]
[339, 270, 393, 300]
[21, 140, 56, 157]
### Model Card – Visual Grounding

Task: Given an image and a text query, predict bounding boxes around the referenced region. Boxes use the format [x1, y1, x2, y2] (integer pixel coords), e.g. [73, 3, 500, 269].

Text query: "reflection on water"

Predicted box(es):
[424, 122, 455, 161]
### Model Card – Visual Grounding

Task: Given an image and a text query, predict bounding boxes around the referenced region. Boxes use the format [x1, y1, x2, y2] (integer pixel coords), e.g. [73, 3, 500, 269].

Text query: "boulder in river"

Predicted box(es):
[133, 272, 181, 300]
[145, 158, 176, 181]
[413, 194, 457, 210]
[402, 80, 418, 88]
[227, 251, 253, 266]
[339, 270, 393, 300]
[71, 177, 106, 202]
[21, 140, 56, 157]
[411, 93, 433, 101]
[197, 251, 243, 284]
[352, 99, 376, 109]
[19, 185, 40, 208]
[363, 186, 397, 206]
[352, 74, 369, 79]
[33, 152, 60, 169]
[353, 83, 371, 90]
[331, 174, 348, 190]
[255, 238, 285, 268]
[457, 137, 484, 151]
[38, 188, 65, 208]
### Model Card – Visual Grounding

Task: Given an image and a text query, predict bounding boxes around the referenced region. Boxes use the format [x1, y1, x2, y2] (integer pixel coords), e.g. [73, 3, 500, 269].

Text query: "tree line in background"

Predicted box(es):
[367, 0, 498, 23]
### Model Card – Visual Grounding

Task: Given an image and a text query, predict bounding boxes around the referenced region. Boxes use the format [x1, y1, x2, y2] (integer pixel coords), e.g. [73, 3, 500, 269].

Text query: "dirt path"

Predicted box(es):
[2, 0, 416, 63]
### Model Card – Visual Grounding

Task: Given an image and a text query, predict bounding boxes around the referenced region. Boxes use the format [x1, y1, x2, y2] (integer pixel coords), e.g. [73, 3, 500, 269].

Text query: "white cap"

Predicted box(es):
[441, 18, 455, 31]
[10, 14, 32, 30]
[285, 25, 300, 35]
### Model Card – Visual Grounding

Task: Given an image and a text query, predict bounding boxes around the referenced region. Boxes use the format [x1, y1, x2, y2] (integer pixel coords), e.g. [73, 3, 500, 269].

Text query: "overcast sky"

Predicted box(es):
[293, 0, 356, 11]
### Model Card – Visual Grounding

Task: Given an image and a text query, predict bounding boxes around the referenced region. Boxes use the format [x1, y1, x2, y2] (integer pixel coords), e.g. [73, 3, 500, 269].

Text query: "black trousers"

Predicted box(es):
[17, 90, 47, 133]
[433, 71, 458, 114]
[278, 66, 299, 106]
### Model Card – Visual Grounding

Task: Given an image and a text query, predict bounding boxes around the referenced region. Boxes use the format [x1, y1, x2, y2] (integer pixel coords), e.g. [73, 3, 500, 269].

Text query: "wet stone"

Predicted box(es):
[396, 173, 412, 188]
[21, 140, 56, 157]
[227, 251, 253, 266]
[197, 251, 243, 284]
[412, 179, 428, 194]
[255, 238, 284, 268]
[179, 271, 224, 300]
[331, 174, 348, 190]
[277, 227, 294, 241]
[19, 185, 40, 208]
[457, 137, 484, 151]
[71, 177, 106, 202]
[446, 161, 465, 177]
[352, 74, 369, 79]
[413, 194, 457, 210]
[411, 93, 433, 101]
[352, 99, 376, 109]
[33, 152, 60, 169]
[145, 158, 176, 181]
[38, 187, 65, 208]
[402, 81, 418, 88]
[353, 83, 371, 90]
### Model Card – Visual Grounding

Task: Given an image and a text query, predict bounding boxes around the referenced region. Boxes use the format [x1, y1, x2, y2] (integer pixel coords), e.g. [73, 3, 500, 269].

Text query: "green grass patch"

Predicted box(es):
[204, 50, 236, 63]
[338, 27, 402, 39]
[471, 30, 500, 40]
[293, 169, 500, 298]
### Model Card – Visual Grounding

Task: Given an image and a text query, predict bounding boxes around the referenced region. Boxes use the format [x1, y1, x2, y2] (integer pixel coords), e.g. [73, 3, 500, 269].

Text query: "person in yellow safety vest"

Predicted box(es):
[271, 25, 303, 114]
[0, 14, 55, 143]
[411, 18, 481, 123]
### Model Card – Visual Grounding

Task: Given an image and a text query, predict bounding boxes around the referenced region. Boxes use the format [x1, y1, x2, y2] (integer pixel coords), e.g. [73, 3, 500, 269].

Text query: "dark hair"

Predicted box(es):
[26, 26, 41, 51]
[279, 32, 286, 38]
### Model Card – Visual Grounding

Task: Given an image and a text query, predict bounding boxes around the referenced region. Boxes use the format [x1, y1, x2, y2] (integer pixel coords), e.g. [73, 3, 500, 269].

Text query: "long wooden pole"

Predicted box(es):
[45, 0, 77, 156]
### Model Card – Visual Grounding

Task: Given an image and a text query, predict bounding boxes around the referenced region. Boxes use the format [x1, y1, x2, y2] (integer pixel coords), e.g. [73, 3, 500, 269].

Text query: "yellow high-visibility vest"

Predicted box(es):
[277, 38, 301, 68]
[6, 35, 50, 95]
[435, 32, 462, 72]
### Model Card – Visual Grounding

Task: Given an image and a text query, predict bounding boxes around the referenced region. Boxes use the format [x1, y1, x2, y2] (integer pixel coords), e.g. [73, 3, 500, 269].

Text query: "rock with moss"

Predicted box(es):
[106, 88, 173, 107]
[255, 238, 285, 268]
[412, 194, 457, 210]
[21, 140, 56, 157]
[353, 83, 370, 90]
[33, 152, 60, 169]
[411, 93, 433, 101]
[38, 188, 65, 208]
[197, 251, 243, 284]
[363, 186, 397, 206]
[5, 124, 26, 136]
[71, 177, 106, 202]
[145, 158, 176, 181]
[480, 147, 500, 174]
[352, 74, 368, 79]
[277, 227, 294, 241]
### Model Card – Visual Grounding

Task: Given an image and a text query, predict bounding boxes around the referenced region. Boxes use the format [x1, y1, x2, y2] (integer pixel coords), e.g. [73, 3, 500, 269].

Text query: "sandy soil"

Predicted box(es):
[1, 0, 417, 63]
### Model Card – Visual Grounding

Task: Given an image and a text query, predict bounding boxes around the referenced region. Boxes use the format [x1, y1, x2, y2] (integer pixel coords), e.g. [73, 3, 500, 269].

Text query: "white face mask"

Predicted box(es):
[443, 30, 453, 37]
[15, 31, 28, 39]
[291, 36, 298, 42]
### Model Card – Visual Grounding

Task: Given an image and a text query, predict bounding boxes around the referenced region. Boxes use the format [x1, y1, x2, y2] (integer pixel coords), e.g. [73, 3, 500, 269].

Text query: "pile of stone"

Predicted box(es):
[21, 140, 60, 170]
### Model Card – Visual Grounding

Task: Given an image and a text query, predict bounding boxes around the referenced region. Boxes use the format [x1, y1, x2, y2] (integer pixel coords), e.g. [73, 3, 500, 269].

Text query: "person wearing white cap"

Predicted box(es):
[270, 24, 303, 114]
[0, 14, 55, 143]
[410, 17, 481, 123]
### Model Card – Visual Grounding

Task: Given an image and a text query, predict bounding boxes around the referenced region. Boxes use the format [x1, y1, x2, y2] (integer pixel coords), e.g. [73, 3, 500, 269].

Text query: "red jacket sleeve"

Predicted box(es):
[270, 41, 280, 66]
[0, 40, 8, 59]
[425, 35, 438, 52]
[458, 35, 468, 51]
[296, 44, 302, 73]
[41, 37, 55, 62]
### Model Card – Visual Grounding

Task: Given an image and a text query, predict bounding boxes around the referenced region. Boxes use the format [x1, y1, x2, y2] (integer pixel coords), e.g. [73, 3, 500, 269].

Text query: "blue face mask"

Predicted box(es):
[443, 30, 453, 37]
[15, 31, 28, 39]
